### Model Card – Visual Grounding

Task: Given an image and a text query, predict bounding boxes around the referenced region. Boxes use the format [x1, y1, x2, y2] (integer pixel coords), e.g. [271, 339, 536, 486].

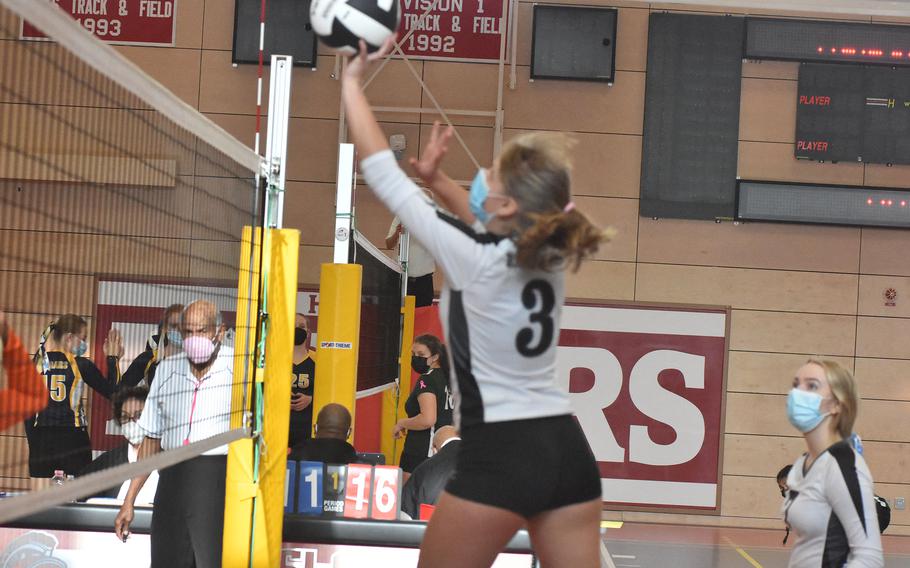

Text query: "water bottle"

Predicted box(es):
[52, 470, 65, 486]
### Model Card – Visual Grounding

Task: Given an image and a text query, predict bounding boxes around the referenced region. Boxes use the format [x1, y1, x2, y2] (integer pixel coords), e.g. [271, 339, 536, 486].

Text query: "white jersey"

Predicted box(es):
[783, 441, 883, 568]
[361, 150, 572, 427]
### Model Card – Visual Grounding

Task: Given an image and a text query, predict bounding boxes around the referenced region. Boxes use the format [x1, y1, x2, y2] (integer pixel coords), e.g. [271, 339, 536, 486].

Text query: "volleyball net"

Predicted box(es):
[0, 0, 268, 522]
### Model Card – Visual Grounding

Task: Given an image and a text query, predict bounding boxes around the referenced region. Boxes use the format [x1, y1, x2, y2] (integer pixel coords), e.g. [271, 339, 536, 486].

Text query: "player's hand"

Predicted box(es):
[409, 121, 454, 184]
[342, 37, 396, 85]
[114, 502, 134, 541]
[392, 420, 407, 439]
[0, 310, 8, 344]
[104, 328, 124, 359]
[290, 392, 310, 411]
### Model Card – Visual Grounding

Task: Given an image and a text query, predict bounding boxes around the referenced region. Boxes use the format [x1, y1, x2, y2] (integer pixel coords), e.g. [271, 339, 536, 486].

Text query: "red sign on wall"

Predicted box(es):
[397, 0, 507, 62]
[22, 0, 177, 46]
[558, 302, 729, 512]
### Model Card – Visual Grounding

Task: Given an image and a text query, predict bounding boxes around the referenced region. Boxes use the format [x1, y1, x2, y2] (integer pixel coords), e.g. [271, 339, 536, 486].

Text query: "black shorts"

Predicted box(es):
[399, 450, 429, 474]
[28, 427, 92, 478]
[445, 414, 602, 518]
[407, 273, 435, 308]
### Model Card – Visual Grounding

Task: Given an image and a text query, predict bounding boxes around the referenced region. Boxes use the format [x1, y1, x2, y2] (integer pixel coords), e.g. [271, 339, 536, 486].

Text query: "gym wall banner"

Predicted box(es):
[397, 0, 508, 62]
[21, 0, 177, 46]
[560, 301, 729, 512]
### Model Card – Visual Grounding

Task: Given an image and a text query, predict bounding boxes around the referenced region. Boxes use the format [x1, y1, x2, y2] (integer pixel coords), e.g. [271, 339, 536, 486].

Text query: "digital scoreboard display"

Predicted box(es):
[796, 63, 910, 165]
[747, 17, 910, 66]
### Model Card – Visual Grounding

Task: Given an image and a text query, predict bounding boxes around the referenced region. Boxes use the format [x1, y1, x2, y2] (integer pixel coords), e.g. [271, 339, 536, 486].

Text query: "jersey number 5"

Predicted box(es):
[48, 374, 67, 402]
[516, 280, 555, 357]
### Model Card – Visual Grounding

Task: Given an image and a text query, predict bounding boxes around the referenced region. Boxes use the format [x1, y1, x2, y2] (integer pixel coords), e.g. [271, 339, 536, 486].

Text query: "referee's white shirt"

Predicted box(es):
[387, 216, 435, 278]
[137, 347, 234, 455]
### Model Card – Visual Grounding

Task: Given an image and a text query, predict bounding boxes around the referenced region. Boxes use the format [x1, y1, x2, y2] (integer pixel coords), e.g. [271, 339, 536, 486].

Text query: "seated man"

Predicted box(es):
[400, 426, 460, 520]
[289, 403, 357, 465]
[80, 386, 158, 504]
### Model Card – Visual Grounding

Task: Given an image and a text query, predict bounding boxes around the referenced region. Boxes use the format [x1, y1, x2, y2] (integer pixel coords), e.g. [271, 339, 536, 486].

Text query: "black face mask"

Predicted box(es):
[411, 355, 431, 375]
[294, 328, 307, 346]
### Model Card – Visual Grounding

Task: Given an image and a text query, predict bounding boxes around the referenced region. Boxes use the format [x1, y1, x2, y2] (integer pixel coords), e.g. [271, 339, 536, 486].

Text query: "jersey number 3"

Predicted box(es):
[516, 280, 555, 357]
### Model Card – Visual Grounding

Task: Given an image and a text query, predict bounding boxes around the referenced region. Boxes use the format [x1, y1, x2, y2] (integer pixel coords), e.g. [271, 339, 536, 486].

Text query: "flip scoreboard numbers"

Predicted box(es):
[296, 461, 324, 516]
[343, 464, 373, 519]
[370, 466, 402, 520]
[285, 460, 297, 514]
[323, 464, 348, 517]
[286, 462, 403, 519]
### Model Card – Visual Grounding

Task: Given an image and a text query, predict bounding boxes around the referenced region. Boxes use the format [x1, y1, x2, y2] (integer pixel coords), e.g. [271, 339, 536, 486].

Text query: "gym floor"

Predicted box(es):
[602, 522, 910, 567]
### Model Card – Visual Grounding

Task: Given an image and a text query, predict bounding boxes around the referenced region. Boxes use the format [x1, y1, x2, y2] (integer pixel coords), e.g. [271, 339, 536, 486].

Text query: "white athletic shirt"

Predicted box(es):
[783, 441, 883, 568]
[361, 150, 572, 427]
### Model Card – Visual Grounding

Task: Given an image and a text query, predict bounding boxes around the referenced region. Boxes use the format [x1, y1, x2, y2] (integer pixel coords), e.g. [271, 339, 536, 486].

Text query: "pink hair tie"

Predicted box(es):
[563, 201, 576, 213]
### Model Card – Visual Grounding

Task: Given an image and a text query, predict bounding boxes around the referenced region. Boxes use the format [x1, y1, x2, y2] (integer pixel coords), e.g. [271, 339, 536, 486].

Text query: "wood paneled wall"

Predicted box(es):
[3, 0, 910, 534]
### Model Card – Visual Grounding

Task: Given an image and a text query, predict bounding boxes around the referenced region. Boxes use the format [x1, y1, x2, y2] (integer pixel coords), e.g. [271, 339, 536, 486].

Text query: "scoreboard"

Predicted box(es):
[796, 63, 910, 165]
[286, 461, 403, 520]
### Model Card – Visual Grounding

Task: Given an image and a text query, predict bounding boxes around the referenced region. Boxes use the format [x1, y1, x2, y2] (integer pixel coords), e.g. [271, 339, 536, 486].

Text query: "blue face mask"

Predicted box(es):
[469, 168, 494, 225]
[72, 338, 88, 357]
[166, 328, 183, 348]
[786, 388, 831, 433]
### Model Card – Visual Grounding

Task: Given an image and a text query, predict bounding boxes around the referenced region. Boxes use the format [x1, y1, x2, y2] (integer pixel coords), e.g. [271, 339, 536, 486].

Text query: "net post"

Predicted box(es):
[334, 143, 355, 264]
[313, 263, 362, 435]
[383, 295, 417, 466]
[264, 54, 293, 229]
[257, 228, 299, 566]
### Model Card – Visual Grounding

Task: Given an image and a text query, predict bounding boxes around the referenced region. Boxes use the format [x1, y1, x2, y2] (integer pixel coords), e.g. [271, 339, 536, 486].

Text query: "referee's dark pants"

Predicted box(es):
[151, 455, 227, 568]
[408, 273, 435, 308]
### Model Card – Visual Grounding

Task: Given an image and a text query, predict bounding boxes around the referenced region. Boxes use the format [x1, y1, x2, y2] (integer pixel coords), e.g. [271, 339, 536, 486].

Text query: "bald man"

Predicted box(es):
[400, 425, 461, 520]
[289, 403, 357, 465]
[115, 300, 234, 568]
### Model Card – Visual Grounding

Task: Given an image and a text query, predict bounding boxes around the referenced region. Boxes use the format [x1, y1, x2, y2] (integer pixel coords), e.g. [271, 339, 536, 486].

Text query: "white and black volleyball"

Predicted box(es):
[309, 0, 400, 55]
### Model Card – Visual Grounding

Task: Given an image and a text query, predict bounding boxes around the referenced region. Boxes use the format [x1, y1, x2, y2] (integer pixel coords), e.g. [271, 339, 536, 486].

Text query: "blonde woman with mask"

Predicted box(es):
[782, 359, 883, 567]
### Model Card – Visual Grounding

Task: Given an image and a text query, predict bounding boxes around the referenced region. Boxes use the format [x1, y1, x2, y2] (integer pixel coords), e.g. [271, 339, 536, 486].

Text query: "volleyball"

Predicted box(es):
[309, 0, 400, 55]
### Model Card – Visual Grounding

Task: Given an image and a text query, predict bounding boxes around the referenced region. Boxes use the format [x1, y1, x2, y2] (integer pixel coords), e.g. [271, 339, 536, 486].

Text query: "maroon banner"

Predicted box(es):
[559, 303, 729, 512]
[397, 0, 507, 62]
[22, 0, 176, 46]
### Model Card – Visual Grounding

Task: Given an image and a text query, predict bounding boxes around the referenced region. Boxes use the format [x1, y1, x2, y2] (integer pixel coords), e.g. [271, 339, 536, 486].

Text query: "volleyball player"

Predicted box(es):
[121, 303, 184, 387]
[289, 313, 316, 449]
[394, 334, 453, 479]
[342, 40, 610, 567]
[782, 360, 883, 567]
[28, 314, 122, 477]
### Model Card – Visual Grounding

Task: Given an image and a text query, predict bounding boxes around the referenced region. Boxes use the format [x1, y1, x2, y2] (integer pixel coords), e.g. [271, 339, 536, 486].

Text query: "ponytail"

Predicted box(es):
[514, 208, 614, 273]
[498, 132, 614, 273]
[34, 314, 87, 370]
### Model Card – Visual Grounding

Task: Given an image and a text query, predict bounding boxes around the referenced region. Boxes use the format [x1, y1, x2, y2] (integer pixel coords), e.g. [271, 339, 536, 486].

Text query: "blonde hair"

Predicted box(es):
[498, 132, 614, 272]
[806, 358, 858, 439]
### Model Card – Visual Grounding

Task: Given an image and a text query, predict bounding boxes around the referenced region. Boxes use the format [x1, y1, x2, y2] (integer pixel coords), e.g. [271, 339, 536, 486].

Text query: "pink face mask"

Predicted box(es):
[183, 335, 217, 365]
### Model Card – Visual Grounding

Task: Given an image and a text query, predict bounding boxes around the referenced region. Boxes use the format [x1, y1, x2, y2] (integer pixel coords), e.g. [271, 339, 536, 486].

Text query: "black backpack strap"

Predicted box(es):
[828, 440, 866, 536]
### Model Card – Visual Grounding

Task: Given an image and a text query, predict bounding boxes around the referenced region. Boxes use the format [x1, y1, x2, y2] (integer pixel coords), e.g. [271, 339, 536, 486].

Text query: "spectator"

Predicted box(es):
[387, 214, 436, 307]
[289, 403, 357, 464]
[115, 300, 233, 568]
[289, 313, 316, 448]
[0, 311, 46, 432]
[394, 334, 453, 480]
[401, 425, 461, 520]
[783, 359, 883, 567]
[80, 386, 158, 505]
[121, 304, 184, 387]
[27, 314, 122, 478]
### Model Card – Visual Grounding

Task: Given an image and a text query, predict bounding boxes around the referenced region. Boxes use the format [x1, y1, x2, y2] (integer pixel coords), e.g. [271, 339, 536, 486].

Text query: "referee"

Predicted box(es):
[114, 300, 233, 568]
